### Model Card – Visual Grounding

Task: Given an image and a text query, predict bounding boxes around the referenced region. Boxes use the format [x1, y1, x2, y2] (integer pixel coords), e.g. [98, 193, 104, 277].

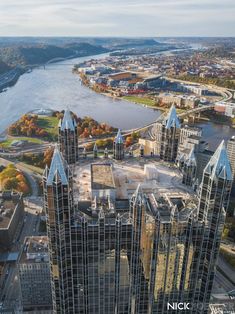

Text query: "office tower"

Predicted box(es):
[179, 125, 202, 147]
[194, 141, 232, 311]
[182, 147, 197, 186]
[113, 129, 124, 160]
[44, 140, 232, 314]
[44, 150, 132, 313]
[155, 105, 181, 162]
[93, 143, 98, 158]
[177, 130, 213, 185]
[43, 146, 74, 313]
[18, 236, 52, 311]
[0, 191, 24, 249]
[58, 109, 78, 164]
[104, 147, 109, 158]
[227, 136, 235, 194]
[140, 144, 144, 157]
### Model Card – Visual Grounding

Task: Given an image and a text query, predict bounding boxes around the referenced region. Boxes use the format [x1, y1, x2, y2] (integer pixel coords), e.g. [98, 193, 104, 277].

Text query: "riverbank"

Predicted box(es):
[0, 51, 233, 149]
[0, 68, 24, 93]
[100, 92, 165, 111]
[0, 49, 108, 94]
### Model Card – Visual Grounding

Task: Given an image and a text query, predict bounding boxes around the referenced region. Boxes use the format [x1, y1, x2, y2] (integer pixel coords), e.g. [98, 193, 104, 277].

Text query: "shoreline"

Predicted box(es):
[100, 91, 165, 111]
[0, 51, 108, 95]
[78, 73, 235, 128]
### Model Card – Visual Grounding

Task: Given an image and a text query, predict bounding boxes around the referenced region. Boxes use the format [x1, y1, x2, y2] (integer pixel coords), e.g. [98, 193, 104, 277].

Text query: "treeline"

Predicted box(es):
[85, 139, 114, 150]
[85, 132, 140, 150]
[77, 116, 115, 138]
[8, 114, 48, 138]
[175, 74, 235, 90]
[201, 46, 235, 59]
[19, 147, 54, 169]
[0, 164, 30, 194]
[8, 111, 116, 143]
[0, 43, 108, 68]
[54, 111, 116, 138]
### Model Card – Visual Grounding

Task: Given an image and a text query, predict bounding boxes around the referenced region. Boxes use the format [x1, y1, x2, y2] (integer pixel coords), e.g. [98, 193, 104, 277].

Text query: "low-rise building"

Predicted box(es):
[159, 92, 199, 109]
[0, 191, 24, 249]
[18, 236, 52, 311]
[91, 164, 116, 200]
[215, 101, 235, 117]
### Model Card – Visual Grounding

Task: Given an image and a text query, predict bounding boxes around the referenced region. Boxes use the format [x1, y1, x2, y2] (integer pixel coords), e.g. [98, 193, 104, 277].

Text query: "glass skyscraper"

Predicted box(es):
[43, 119, 232, 313]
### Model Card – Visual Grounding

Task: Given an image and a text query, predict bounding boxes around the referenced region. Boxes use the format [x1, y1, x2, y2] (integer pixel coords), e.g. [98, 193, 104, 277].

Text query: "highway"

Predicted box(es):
[164, 76, 234, 101]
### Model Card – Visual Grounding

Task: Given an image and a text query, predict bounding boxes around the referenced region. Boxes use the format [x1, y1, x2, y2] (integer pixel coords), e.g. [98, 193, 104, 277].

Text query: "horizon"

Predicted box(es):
[0, 0, 234, 37]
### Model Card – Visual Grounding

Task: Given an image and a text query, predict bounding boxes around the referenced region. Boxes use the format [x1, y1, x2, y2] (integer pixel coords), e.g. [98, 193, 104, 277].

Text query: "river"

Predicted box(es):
[0, 52, 234, 150]
[0, 53, 161, 133]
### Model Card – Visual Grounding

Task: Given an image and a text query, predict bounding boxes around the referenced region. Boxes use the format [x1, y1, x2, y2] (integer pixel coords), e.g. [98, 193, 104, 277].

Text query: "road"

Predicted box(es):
[164, 76, 234, 101]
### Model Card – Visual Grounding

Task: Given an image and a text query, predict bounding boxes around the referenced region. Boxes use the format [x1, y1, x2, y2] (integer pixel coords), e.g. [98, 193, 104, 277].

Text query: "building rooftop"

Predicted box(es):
[20, 236, 49, 264]
[91, 164, 116, 190]
[228, 135, 235, 142]
[0, 191, 22, 229]
[147, 192, 197, 223]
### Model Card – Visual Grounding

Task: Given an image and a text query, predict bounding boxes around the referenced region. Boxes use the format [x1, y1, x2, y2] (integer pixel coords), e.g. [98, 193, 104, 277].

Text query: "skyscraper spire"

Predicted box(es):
[114, 129, 124, 144]
[185, 147, 197, 166]
[204, 140, 233, 181]
[58, 109, 78, 164]
[113, 129, 125, 160]
[154, 104, 181, 162]
[133, 183, 143, 202]
[93, 142, 98, 158]
[182, 147, 197, 187]
[164, 105, 181, 129]
[60, 108, 76, 131]
[46, 145, 69, 186]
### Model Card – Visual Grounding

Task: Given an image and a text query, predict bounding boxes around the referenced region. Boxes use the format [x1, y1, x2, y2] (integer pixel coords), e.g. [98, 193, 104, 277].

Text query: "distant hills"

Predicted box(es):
[0, 37, 172, 75]
[0, 36, 210, 75]
[0, 43, 108, 71]
[0, 60, 11, 75]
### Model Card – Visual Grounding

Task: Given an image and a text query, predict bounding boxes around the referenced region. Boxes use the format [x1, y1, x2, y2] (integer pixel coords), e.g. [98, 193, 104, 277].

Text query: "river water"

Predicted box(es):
[0, 53, 234, 150]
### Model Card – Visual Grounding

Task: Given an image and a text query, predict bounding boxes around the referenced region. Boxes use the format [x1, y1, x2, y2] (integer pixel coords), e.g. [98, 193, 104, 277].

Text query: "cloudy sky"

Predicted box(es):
[0, 0, 234, 37]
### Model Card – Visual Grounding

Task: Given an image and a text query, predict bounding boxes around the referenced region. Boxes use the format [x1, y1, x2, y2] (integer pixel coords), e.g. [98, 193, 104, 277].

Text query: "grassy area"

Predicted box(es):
[37, 116, 59, 140]
[0, 136, 44, 148]
[122, 95, 188, 114]
[1, 116, 59, 148]
[123, 95, 157, 107]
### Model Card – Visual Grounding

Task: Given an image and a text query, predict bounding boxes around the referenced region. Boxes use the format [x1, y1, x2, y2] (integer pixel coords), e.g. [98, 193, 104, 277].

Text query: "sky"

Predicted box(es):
[0, 0, 234, 37]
